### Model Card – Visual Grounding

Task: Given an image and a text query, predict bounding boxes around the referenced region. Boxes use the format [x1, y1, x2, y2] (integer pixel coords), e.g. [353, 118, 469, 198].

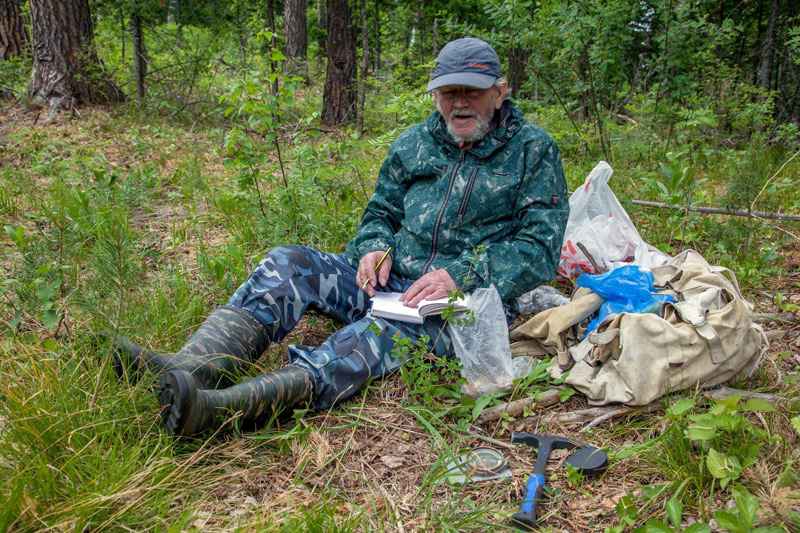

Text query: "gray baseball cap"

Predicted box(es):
[426, 37, 502, 92]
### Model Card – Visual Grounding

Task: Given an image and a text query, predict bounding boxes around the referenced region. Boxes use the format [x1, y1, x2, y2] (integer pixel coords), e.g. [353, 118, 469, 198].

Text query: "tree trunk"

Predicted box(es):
[432, 17, 438, 60]
[285, 0, 307, 59]
[168, 0, 182, 41]
[285, 0, 308, 82]
[322, 0, 356, 126]
[132, 11, 147, 102]
[758, 0, 778, 99]
[507, 46, 529, 98]
[266, 0, 279, 96]
[357, 0, 368, 134]
[373, 0, 381, 71]
[577, 46, 591, 120]
[0, 0, 28, 60]
[316, 0, 326, 69]
[28, 0, 123, 112]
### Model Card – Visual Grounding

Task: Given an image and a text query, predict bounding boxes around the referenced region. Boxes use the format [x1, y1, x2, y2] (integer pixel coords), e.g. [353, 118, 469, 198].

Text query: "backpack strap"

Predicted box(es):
[708, 265, 753, 309]
[669, 301, 727, 364]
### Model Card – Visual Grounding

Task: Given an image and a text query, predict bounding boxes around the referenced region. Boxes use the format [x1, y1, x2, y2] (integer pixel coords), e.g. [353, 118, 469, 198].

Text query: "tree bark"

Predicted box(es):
[0, 0, 28, 60]
[322, 0, 356, 126]
[758, 0, 778, 99]
[285, 0, 307, 59]
[507, 46, 529, 98]
[373, 0, 381, 71]
[131, 11, 147, 102]
[357, 0, 368, 135]
[316, 0, 326, 68]
[432, 17, 438, 60]
[28, 0, 123, 111]
[285, 0, 308, 82]
[266, 0, 279, 96]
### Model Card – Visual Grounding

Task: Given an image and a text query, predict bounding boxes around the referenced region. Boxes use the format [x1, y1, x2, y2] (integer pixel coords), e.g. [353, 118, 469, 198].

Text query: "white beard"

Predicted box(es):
[446, 110, 491, 144]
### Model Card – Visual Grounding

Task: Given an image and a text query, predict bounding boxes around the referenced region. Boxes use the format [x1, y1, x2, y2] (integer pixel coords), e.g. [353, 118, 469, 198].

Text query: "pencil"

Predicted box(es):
[362, 247, 392, 289]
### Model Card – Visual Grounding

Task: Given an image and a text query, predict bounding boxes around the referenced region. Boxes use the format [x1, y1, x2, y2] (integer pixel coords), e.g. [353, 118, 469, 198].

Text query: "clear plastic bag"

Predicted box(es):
[558, 161, 668, 280]
[516, 285, 570, 315]
[449, 286, 514, 399]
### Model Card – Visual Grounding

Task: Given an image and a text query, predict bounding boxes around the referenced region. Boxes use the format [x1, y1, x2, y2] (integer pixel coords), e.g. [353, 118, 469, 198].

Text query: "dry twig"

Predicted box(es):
[478, 388, 562, 423]
[378, 485, 406, 533]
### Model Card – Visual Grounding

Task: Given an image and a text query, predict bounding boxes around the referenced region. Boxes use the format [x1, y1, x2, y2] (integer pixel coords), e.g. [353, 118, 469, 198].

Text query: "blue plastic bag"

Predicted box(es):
[577, 265, 674, 335]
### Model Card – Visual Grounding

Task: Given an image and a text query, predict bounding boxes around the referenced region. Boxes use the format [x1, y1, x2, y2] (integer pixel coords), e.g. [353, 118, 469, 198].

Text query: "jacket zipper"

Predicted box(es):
[421, 149, 465, 274]
[456, 166, 479, 228]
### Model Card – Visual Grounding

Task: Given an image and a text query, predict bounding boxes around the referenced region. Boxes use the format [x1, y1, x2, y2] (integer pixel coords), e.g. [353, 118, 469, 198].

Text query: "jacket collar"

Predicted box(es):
[427, 99, 524, 159]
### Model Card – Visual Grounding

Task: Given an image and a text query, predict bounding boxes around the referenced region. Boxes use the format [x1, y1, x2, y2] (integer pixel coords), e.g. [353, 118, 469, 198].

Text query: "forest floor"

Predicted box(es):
[0, 102, 798, 532]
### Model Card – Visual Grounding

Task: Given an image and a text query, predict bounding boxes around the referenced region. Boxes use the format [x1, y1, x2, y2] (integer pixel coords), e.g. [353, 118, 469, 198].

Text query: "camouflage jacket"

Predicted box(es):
[344, 100, 569, 301]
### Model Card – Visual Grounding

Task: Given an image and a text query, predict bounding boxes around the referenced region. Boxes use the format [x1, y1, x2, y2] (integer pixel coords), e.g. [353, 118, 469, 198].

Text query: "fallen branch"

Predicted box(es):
[482, 386, 783, 431]
[752, 312, 800, 325]
[708, 386, 781, 404]
[629, 199, 800, 221]
[534, 406, 622, 427]
[580, 406, 636, 432]
[478, 388, 562, 422]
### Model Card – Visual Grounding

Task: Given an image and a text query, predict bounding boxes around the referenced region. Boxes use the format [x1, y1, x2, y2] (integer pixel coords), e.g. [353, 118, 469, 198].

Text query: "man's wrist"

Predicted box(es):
[444, 262, 478, 293]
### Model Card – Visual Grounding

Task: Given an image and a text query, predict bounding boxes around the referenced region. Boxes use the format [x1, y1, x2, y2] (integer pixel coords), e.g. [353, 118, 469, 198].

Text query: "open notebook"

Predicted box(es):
[369, 292, 469, 324]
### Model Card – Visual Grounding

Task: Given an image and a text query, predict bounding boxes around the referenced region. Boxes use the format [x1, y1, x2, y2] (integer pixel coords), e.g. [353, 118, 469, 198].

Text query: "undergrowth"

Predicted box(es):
[1, 72, 798, 531]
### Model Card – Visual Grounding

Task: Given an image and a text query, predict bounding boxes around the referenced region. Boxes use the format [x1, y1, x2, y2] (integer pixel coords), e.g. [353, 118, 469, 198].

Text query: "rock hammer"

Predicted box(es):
[511, 432, 609, 530]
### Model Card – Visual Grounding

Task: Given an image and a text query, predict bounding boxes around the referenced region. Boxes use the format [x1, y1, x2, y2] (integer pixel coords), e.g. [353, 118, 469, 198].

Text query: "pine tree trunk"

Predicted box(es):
[132, 11, 147, 102]
[432, 17, 438, 59]
[322, 0, 356, 125]
[373, 0, 381, 71]
[285, 0, 308, 83]
[267, 0, 279, 96]
[507, 46, 529, 98]
[357, 0, 368, 134]
[0, 0, 28, 60]
[285, 0, 308, 60]
[28, 0, 123, 112]
[758, 0, 778, 99]
[577, 46, 591, 121]
[316, 0, 326, 69]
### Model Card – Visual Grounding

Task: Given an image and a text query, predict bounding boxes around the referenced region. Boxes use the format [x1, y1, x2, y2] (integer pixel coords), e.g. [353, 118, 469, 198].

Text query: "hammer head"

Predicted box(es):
[511, 432, 608, 476]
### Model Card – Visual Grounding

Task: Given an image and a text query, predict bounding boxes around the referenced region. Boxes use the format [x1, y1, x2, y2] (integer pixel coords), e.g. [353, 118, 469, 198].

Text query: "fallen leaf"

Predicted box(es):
[380, 455, 404, 469]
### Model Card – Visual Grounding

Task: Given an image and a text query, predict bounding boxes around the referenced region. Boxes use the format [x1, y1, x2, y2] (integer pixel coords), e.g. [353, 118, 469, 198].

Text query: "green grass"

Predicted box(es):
[1, 82, 798, 531]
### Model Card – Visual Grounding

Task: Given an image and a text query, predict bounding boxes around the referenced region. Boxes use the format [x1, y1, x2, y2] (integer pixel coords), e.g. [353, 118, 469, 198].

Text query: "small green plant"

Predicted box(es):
[197, 240, 247, 291]
[643, 393, 780, 513]
[713, 486, 785, 533]
[607, 482, 783, 532]
[394, 332, 464, 407]
[642, 151, 707, 251]
[774, 292, 799, 313]
[219, 52, 304, 234]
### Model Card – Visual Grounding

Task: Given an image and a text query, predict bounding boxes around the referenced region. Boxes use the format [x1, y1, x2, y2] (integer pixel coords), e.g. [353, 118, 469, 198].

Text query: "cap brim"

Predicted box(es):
[426, 72, 497, 92]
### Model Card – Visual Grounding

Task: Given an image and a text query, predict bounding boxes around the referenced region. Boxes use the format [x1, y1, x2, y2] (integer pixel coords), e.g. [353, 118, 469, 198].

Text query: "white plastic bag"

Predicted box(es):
[449, 286, 514, 399]
[558, 161, 668, 280]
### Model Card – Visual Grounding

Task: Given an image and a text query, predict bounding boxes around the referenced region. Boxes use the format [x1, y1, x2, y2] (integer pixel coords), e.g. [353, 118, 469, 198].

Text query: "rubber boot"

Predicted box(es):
[158, 365, 313, 437]
[112, 307, 270, 389]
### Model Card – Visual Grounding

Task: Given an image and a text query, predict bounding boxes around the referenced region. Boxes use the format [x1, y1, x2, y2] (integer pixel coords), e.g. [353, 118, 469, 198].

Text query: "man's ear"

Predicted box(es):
[494, 81, 508, 109]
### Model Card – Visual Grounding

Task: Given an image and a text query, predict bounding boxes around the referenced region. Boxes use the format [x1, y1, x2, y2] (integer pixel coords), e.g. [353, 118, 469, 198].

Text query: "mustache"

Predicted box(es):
[449, 109, 479, 119]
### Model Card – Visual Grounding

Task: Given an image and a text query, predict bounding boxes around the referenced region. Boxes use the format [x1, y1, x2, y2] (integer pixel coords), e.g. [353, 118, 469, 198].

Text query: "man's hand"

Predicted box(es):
[357, 250, 393, 297]
[400, 269, 457, 307]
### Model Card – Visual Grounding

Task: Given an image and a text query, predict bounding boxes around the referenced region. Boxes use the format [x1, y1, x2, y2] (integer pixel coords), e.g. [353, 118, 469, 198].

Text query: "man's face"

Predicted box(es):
[434, 83, 507, 145]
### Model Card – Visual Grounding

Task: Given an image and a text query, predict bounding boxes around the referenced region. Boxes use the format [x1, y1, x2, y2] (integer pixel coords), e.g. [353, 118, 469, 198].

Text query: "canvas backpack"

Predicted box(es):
[509, 250, 768, 406]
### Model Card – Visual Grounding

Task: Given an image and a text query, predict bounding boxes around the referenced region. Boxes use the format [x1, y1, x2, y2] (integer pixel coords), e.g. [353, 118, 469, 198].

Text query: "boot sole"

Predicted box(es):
[158, 370, 198, 436]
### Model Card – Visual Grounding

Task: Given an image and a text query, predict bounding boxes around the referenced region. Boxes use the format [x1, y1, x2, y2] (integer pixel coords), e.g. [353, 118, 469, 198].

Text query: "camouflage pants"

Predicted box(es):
[226, 246, 454, 409]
